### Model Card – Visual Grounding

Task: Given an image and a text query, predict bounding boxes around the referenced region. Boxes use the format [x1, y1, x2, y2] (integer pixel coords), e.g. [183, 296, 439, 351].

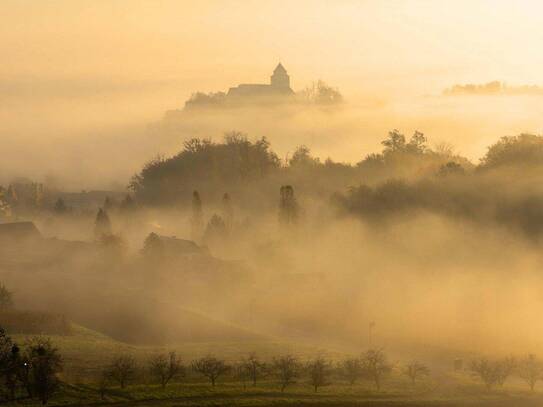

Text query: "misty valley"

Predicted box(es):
[2, 126, 543, 406]
[4, 2, 543, 405]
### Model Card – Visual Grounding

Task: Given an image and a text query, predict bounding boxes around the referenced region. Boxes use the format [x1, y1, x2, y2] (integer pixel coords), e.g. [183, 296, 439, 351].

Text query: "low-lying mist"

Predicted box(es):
[3, 82, 543, 190]
[3, 81, 543, 369]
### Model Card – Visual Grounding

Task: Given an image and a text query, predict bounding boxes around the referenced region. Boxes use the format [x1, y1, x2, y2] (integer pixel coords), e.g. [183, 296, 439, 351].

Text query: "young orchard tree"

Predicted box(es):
[107, 355, 137, 389]
[495, 356, 516, 387]
[149, 352, 185, 388]
[97, 370, 110, 400]
[307, 356, 331, 392]
[340, 357, 364, 386]
[233, 362, 250, 389]
[272, 355, 299, 392]
[403, 361, 429, 385]
[470, 358, 501, 389]
[361, 349, 392, 391]
[519, 354, 543, 392]
[242, 353, 267, 386]
[191, 356, 230, 387]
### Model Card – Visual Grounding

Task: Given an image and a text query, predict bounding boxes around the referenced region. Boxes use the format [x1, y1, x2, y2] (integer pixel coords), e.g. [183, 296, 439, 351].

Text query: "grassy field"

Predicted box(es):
[12, 324, 340, 382]
[7, 326, 543, 406]
[8, 380, 543, 407]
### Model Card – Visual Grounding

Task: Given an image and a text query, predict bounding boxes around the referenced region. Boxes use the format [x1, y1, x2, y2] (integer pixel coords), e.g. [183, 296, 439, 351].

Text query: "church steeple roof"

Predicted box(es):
[274, 63, 287, 74]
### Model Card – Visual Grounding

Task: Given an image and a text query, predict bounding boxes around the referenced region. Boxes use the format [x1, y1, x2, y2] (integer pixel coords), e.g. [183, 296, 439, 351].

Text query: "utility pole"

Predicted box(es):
[369, 321, 376, 347]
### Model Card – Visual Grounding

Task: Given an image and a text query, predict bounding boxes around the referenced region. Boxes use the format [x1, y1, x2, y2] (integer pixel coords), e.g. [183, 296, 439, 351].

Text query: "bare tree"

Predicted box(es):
[470, 358, 501, 389]
[149, 352, 184, 388]
[96, 370, 110, 400]
[340, 357, 363, 385]
[495, 356, 516, 387]
[191, 356, 230, 386]
[241, 353, 267, 386]
[272, 355, 299, 392]
[233, 362, 250, 389]
[361, 349, 392, 390]
[107, 355, 137, 389]
[403, 361, 429, 385]
[519, 354, 543, 392]
[307, 356, 331, 392]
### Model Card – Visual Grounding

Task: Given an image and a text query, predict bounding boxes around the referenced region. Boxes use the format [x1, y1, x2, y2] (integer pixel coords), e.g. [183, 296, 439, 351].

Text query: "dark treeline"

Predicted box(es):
[129, 129, 464, 207]
[130, 130, 543, 238]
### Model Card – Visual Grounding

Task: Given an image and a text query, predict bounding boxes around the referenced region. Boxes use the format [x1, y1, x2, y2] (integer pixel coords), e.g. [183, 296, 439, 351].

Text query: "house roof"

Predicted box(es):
[157, 235, 204, 254]
[0, 222, 42, 241]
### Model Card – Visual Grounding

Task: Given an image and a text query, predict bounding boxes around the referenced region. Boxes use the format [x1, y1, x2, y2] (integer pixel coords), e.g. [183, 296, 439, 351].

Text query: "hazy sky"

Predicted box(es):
[3, 0, 543, 96]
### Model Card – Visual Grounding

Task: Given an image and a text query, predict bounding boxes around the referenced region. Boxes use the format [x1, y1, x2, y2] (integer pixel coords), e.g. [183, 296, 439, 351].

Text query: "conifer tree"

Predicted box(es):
[190, 191, 204, 242]
[94, 208, 112, 239]
[279, 185, 299, 227]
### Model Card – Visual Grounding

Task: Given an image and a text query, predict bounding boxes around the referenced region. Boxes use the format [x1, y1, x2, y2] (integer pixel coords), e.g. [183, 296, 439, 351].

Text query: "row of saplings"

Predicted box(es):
[469, 354, 543, 391]
[96, 349, 407, 396]
[0, 329, 426, 404]
[99, 353, 543, 395]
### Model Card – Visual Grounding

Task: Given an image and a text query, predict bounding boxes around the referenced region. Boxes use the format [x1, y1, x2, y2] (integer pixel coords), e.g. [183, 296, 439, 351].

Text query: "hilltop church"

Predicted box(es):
[181, 63, 297, 110]
[226, 63, 294, 99]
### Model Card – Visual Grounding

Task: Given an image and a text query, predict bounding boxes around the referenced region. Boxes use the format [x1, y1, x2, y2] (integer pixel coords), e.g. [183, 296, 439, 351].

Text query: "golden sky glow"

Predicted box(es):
[2, 0, 543, 95]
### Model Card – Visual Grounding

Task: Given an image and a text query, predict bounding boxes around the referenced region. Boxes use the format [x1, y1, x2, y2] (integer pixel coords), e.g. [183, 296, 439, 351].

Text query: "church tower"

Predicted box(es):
[270, 63, 291, 90]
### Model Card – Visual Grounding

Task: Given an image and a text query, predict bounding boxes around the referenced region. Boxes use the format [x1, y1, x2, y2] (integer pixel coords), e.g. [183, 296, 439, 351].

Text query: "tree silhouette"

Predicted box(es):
[361, 349, 391, 390]
[94, 208, 112, 239]
[191, 191, 204, 242]
[279, 185, 299, 227]
[307, 356, 331, 392]
[272, 355, 299, 392]
[149, 352, 184, 388]
[192, 356, 229, 386]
